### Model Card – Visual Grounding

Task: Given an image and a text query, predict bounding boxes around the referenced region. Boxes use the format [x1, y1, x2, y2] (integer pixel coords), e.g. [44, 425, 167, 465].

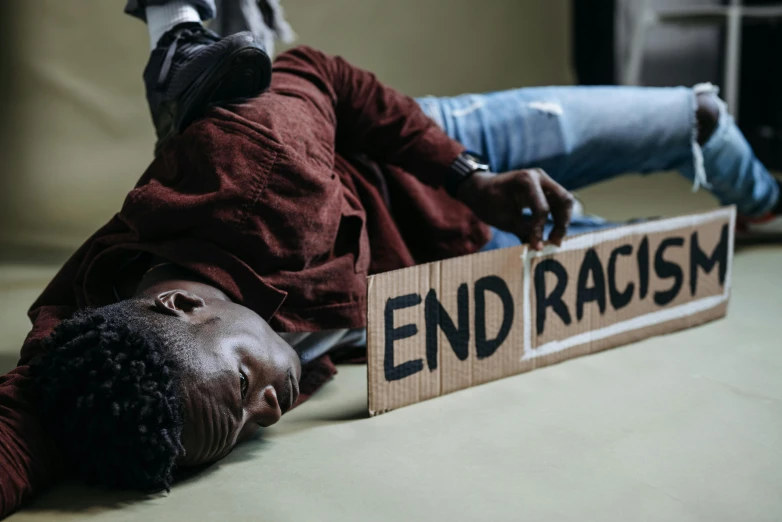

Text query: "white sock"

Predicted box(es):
[146, 1, 202, 49]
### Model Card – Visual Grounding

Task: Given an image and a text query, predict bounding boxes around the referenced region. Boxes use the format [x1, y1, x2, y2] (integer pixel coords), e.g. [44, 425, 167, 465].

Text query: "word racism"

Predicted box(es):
[366, 208, 735, 415]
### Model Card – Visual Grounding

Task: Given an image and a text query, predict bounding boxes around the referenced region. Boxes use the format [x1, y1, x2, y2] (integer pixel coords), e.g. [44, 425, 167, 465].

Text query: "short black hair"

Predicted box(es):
[31, 299, 192, 491]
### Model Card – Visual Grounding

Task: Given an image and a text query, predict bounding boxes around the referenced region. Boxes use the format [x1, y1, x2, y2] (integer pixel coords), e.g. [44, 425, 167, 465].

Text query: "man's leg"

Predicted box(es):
[417, 85, 780, 224]
[124, 0, 272, 155]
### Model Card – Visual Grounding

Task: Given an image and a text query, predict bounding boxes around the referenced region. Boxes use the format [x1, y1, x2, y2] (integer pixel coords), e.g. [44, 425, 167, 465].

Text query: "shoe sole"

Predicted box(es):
[155, 45, 271, 155]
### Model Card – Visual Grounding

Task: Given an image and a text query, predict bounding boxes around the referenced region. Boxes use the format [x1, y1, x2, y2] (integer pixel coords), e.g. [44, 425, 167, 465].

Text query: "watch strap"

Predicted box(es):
[445, 152, 490, 197]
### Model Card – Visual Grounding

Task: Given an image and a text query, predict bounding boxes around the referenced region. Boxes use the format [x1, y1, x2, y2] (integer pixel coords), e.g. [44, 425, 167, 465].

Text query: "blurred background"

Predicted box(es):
[0, 0, 780, 371]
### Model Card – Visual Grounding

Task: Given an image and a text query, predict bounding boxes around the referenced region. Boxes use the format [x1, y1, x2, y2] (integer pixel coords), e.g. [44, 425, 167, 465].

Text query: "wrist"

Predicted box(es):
[455, 170, 491, 205]
[445, 151, 490, 199]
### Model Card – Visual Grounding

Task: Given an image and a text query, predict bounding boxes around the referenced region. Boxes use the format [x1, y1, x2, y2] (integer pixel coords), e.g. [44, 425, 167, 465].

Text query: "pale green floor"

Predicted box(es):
[2, 173, 781, 522]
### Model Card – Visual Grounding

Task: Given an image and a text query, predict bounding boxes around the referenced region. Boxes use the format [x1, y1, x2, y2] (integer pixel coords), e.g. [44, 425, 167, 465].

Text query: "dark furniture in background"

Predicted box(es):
[572, 0, 782, 170]
[739, 0, 782, 170]
[572, 0, 617, 85]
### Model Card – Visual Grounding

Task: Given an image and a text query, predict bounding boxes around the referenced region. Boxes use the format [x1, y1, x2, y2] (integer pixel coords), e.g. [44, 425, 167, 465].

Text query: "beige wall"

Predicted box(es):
[0, 0, 573, 251]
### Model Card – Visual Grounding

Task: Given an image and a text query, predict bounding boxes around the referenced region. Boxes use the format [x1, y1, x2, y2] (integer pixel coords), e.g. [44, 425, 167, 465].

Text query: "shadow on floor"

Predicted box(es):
[735, 235, 782, 248]
[22, 483, 158, 517]
[20, 441, 270, 516]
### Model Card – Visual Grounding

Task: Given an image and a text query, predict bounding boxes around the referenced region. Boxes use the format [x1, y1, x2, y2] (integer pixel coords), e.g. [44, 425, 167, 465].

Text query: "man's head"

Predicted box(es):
[33, 286, 301, 491]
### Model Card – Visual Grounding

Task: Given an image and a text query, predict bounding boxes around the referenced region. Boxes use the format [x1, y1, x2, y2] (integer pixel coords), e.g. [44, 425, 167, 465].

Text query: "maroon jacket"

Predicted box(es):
[0, 46, 490, 517]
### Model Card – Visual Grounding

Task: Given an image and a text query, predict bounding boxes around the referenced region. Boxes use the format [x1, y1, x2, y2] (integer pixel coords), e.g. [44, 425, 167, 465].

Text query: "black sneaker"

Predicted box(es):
[143, 22, 272, 155]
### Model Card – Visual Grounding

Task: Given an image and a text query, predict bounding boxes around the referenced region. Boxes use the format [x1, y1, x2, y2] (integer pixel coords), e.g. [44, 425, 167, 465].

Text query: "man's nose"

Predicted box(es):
[255, 385, 282, 427]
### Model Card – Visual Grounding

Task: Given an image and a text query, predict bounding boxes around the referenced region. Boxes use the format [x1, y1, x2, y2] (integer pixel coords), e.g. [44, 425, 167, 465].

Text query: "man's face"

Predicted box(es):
[171, 297, 302, 466]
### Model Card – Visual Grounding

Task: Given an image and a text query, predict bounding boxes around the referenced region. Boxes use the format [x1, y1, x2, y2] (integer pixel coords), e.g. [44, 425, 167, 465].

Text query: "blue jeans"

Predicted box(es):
[416, 85, 779, 250]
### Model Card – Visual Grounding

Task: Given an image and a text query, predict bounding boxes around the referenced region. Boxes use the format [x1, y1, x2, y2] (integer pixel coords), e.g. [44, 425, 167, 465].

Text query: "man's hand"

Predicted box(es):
[456, 169, 574, 251]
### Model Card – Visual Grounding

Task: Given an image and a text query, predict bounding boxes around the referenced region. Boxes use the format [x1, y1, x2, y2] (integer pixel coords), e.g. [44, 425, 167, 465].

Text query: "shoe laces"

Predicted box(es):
[156, 27, 219, 89]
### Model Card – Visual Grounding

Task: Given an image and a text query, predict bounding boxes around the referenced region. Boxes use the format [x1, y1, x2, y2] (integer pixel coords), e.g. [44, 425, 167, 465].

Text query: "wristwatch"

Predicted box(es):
[445, 151, 490, 197]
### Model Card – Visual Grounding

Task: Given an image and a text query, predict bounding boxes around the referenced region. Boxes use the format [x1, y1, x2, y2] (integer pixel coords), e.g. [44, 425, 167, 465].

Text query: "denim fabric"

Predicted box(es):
[417, 85, 778, 219]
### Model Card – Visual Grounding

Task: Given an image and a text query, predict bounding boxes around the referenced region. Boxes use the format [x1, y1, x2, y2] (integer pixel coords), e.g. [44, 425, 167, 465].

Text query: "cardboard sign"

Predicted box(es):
[366, 207, 735, 415]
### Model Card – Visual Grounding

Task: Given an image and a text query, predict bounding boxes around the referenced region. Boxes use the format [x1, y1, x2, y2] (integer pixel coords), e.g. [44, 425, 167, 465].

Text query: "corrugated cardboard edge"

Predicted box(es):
[366, 274, 390, 416]
[367, 206, 736, 416]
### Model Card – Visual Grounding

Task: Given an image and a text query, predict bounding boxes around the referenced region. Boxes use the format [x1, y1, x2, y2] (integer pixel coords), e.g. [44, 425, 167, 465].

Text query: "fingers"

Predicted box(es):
[512, 169, 549, 251]
[483, 169, 573, 251]
[539, 172, 574, 247]
[525, 171, 550, 251]
[511, 169, 573, 250]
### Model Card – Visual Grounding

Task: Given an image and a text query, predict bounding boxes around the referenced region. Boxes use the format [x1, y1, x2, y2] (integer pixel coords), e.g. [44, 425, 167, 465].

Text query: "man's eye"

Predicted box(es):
[240, 373, 248, 399]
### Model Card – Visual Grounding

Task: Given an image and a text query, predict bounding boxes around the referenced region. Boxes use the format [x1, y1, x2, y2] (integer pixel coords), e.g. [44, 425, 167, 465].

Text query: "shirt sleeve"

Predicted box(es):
[0, 301, 77, 517]
[0, 366, 60, 519]
[271, 46, 465, 187]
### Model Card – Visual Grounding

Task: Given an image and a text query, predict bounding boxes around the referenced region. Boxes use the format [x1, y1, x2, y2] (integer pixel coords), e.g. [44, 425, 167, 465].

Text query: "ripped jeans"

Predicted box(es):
[416, 85, 779, 249]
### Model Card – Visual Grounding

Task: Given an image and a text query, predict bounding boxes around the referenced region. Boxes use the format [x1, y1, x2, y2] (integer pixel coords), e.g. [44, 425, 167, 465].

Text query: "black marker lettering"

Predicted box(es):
[608, 244, 634, 311]
[690, 224, 728, 296]
[637, 236, 649, 300]
[384, 293, 423, 381]
[474, 276, 514, 359]
[653, 237, 684, 306]
[534, 259, 571, 336]
[425, 284, 469, 371]
[576, 248, 607, 320]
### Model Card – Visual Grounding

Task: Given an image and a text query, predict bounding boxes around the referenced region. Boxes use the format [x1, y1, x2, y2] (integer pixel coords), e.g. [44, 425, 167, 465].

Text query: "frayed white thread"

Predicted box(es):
[528, 101, 564, 116]
[452, 99, 485, 117]
[693, 82, 719, 96]
[691, 137, 708, 193]
[690, 83, 720, 192]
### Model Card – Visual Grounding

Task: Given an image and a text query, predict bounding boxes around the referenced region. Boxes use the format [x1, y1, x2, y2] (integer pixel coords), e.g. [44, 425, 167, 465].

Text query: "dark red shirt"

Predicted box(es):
[0, 46, 489, 517]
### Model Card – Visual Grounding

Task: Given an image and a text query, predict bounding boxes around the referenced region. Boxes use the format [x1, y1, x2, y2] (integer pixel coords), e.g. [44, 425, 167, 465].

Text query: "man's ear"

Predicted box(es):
[153, 290, 206, 318]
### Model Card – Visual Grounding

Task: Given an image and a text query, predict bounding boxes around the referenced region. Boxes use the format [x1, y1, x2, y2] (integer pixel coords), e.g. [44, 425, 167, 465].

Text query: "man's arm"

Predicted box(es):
[272, 46, 465, 187]
[272, 46, 573, 249]
[0, 251, 85, 518]
[0, 366, 59, 519]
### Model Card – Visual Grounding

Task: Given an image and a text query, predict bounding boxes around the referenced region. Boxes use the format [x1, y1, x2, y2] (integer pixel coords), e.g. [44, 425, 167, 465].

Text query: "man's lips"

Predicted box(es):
[278, 368, 300, 414]
[289, 367, 300, 408]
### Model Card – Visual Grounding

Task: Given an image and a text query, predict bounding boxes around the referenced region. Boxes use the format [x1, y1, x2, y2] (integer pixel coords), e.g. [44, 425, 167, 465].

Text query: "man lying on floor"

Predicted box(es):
[2, 14, 782, 520]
